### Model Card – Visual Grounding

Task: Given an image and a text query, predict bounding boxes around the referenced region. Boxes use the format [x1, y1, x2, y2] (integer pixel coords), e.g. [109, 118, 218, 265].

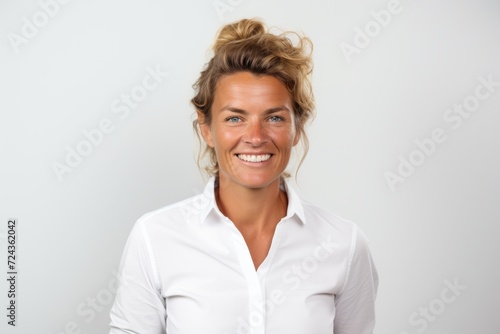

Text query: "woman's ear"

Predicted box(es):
[293, 128, 301, 146]
[197, 110, 214, 148]
[291, 112, 301, 146]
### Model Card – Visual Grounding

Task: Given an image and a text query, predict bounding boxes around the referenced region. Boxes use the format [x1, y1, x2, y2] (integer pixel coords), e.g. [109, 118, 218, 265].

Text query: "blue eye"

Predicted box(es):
[269, 115, 284, 122]
[226, 116, 241, 123]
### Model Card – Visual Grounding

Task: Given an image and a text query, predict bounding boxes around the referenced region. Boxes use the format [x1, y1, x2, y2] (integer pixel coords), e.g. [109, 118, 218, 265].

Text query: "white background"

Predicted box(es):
[1, 0, 499, 333]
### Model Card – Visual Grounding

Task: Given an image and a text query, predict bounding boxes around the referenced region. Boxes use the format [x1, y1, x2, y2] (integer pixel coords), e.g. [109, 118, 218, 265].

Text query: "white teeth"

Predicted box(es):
[237, 154, 271, 162]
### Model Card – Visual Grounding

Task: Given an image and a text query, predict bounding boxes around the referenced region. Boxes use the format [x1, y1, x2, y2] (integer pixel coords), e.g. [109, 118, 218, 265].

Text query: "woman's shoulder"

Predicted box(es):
[299, 199, 373, 255]
[300, 198, 359, 236]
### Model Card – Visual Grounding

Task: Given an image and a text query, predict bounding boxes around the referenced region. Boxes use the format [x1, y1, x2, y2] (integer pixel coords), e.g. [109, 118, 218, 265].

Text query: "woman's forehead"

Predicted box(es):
[213, 72, 292, 107]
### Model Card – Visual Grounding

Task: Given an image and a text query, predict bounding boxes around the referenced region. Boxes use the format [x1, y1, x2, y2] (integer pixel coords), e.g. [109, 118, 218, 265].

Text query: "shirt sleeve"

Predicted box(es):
[333, 226, 379, 334]
[109, 220, 166, 334]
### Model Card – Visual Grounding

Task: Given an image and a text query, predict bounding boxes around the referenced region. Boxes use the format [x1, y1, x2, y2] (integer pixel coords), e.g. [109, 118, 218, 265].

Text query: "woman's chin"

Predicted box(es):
[219, 172, 281, 190]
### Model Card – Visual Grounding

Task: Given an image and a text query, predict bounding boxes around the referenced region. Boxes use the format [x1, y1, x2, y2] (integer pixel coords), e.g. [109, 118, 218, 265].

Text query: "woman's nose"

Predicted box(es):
[243, 120, 268, 146]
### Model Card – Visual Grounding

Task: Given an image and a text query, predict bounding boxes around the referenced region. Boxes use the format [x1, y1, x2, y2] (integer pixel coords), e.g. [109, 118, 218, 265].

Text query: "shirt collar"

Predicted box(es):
[199, 176, 306, 225]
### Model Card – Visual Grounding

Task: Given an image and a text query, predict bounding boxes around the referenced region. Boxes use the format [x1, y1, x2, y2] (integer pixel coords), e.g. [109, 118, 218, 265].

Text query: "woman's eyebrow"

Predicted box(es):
[218, 106, 291, 115]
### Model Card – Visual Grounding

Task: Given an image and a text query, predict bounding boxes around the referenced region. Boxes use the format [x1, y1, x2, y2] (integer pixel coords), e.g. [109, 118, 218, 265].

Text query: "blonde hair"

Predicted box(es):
[191, 18, 315, 178]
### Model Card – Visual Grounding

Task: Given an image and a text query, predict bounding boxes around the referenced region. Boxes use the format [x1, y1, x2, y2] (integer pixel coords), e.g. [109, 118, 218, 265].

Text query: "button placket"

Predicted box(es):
[227, 220, 265, 334]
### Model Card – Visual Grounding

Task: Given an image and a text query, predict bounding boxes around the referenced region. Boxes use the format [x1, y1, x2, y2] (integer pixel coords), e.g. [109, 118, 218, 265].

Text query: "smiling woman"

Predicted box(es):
[109, 18, 379, 334]
[192, 18, 314, 179]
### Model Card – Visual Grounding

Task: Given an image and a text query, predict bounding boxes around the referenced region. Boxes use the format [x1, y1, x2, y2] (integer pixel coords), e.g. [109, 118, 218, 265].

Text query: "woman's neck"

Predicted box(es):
[215, 175, 288, 233]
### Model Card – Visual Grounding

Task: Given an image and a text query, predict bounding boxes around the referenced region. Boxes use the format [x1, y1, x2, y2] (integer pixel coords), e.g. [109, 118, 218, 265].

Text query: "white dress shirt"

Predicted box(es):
[109, 176, 378, 334]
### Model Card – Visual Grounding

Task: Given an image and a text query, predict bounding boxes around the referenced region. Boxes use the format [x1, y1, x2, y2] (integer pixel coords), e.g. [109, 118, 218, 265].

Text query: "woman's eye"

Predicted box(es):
[269, 115, 284, 122]
[226, 116, 241, 123]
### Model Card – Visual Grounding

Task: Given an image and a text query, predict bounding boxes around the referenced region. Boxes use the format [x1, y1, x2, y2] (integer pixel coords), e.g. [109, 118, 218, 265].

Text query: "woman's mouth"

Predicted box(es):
[236, 154, 272, 162]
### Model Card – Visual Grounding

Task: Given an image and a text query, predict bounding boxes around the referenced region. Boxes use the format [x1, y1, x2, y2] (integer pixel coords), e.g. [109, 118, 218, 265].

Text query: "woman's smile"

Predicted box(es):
[235, 153, 272, 163]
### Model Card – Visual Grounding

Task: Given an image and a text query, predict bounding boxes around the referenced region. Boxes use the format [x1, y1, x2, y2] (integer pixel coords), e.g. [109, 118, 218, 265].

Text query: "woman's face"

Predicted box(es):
[199, 71, 299, 190]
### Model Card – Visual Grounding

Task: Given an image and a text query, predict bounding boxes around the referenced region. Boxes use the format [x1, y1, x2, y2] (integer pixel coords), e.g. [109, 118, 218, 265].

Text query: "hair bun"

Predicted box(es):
[212, 18, 265, 53]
